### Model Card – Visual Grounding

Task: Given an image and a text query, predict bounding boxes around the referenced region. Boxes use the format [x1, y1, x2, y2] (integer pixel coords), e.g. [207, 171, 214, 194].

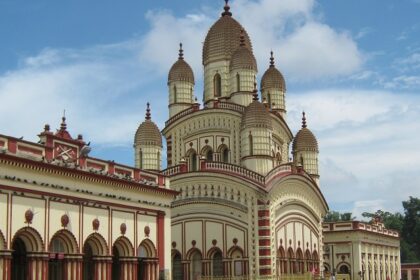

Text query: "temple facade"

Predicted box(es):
[132, 1, 329, 279]
[0, 118, 175, 280]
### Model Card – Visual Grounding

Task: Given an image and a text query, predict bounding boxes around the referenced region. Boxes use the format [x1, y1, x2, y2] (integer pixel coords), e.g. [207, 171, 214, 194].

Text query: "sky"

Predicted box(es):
[0, 0, 419, 219]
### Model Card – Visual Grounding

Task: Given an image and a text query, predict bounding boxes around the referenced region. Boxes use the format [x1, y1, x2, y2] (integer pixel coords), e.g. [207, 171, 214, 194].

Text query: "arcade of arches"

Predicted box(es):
[0, 228, 161, 280]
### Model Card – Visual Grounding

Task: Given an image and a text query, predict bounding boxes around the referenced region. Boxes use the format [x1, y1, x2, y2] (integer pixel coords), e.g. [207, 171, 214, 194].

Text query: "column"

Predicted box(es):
[0, 252, 12, 280]
[157, 212, 165, 278]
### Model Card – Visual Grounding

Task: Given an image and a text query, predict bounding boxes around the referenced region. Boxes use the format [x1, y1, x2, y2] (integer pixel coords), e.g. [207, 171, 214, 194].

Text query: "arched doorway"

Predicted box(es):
[214, 73, 222, 97]
[11, 227, 45, 280]
[287, 247, 295, 274]
[172, 250, 183, 280]
[11, 238, 27, 280]
[277, 246, 287, 275]
[207, 247, 223, 277]
[49, 238, 65, 280]
[137, 239, 158, 280]
[49, 229, 79, 280]
[83, 233, 109, 280]
[112, 236, 135, 280]
[228, 246, 245, 277]
[190, 250, 202, 280]
[186, 149, 198, 171]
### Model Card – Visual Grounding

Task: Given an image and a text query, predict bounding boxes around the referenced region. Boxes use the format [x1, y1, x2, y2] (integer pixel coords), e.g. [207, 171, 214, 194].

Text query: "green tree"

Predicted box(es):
[324, 211, 355, 222]
[361, 210, 404, 232]
[401, 197, 420, 262]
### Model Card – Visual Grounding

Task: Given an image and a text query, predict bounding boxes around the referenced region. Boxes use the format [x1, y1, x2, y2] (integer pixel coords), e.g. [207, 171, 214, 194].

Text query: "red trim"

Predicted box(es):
[7, 139, 16, 153]
[157, 212, 165, 270]
[17, 145, 43, 155]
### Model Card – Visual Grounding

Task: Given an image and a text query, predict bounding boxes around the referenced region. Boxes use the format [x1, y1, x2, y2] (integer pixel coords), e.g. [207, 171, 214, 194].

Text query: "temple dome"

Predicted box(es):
[261, 52, 286, 91]
[203, 2, 253, 65]
[230, 31, 257, 71]
[241, 91, 272, 129]
[292, 113, 318, 152]
[168, 43, 195, 84]
[134, 104, 162, 147]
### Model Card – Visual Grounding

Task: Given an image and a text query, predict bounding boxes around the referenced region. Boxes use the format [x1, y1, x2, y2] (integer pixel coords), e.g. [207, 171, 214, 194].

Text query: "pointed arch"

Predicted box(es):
[207, 247, 223, 277]
[249, 133, 253, 156]
[217, 144, 229, 163]
[137, 238, 157, 258]
[296, 248, 304, 273]
[172, 249, 183, 280]
[186, 148, 198, 171]
[312, 250, 319, 261]
[12, 226, 44, 252]
[277, 246, 287, 275]
[278, 246, 285, 258]
[186, 247, 202, 260]
[0, 229, 6, 250]
[113, 236, 134, 257]
[200, 145, 214, 162]
[214, 73, 222, 97]
[227, 245, 244, 258]
[49, 229, 79, 254]
[84, 232, 108, 256]
[174, 85, 177, 103]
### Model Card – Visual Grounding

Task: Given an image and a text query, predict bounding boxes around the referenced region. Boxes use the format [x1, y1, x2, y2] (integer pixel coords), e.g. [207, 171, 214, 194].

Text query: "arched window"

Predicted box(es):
[339, 264, 350, 274]
[173, 85, 177, 103]
[249, 133, 253, 156]
[296, 249, 304, 274]
[212, 251, 223, 276]
[188, 150, 197, 171]
[223, 148, 229, 163]
[191, 251, 202, 280]
[157, 151, 160, 168]
[267, 91, 272, 108]
[278, 246, 287, 275]
[229, 247, 244, 276]
[172, 251, 183, 280]
[12, 238, 27, 280]
[236, 73, 240, 92]
[287, 248, 295, 274]
[276, 152, 282, 165]
[49, 238, 65, 280]
[206, 150, 213, 161]
[137, 240, 157, 280]
[214, 73, 222, 97]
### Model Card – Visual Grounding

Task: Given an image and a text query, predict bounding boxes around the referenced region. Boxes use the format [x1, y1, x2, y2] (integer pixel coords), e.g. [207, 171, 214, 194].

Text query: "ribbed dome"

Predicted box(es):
[203, 3, 252, 65]
[168, 44, 195, 84]
[230, 33, 257, 71]
[261, 52, 286, 91]
[241, 94, 272, 129]
[134, 104, 162, 147]
[292, 113, 318, 152]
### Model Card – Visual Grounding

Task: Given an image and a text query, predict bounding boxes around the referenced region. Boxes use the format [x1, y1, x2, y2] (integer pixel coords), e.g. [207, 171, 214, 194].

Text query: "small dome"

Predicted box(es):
[241, 90, 272, 129]
[292, 112, 318, 152]
[230, 31, 257, 72]
[168, 43, 195, 84]
[134, 103, 162, 147]
[261, 52, 286, 91]
[203, 2, 253, 65]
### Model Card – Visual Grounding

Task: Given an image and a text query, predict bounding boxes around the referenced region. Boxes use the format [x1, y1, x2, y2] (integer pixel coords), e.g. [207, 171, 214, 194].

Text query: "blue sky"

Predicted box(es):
[1, 0, 419, 218]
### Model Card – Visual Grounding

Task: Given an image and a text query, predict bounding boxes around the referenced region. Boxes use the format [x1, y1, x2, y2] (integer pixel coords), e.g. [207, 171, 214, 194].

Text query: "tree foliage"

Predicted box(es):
[324, 211, 355, 222]
[361, 197, 420, 263]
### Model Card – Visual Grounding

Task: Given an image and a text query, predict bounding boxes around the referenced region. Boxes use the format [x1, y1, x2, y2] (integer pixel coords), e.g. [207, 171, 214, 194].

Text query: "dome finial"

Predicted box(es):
[222, 0, 232, 17]
[302, 111, 307, 128]
[178, 43, 184, 60]
[270, 50, 275, 67]
[60, 109, 67, 131]
[146, 103, 151, 120]
[239, 29, 245, 47]
[252, 82, 258, 101]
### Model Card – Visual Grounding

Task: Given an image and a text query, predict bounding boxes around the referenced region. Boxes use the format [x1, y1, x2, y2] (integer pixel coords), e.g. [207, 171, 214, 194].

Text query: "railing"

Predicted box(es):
[205, 162, 265, 185]
[165, 107, 196, 127]
[265, 163, 293, 184]
[161, 164, 183, 176]
[216, 102, 245, 113]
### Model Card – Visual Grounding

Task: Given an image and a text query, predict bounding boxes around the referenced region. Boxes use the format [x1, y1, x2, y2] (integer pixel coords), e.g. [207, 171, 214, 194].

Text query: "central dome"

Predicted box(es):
[202, 3, 253, 65]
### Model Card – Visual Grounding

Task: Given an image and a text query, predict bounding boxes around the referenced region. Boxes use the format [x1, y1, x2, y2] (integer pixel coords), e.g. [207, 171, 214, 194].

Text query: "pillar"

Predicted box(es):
[0, 252, 12, 280]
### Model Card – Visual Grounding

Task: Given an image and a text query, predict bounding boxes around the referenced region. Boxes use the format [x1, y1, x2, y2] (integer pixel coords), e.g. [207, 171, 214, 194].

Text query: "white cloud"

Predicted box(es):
[288, 89, 420, 215]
